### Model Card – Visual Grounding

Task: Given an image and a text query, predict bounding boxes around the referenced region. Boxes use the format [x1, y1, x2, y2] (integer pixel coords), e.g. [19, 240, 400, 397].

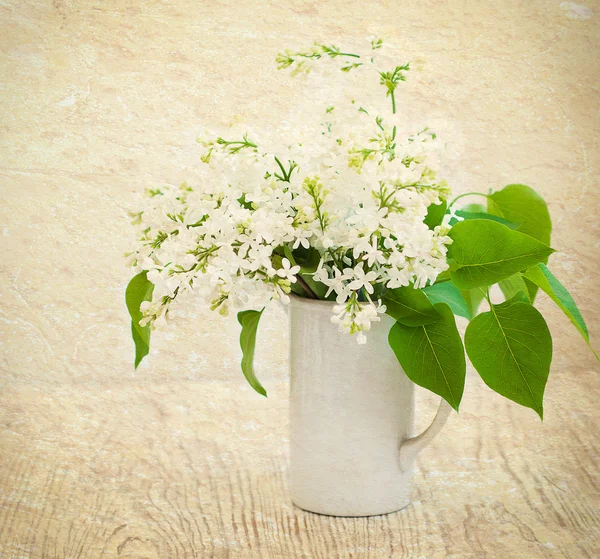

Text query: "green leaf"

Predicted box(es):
[286, 245, 321, 273]
[424, 200, 447, 230]
[450, 210, 519, 229]
[448, 220, 555, 289]
[498, 274, 531, 303]
[465, 294, 552, 419]
[488, 184, 552, 245]
[282, 245, 328, 299]
[237, 309, 267, 397]
[434, 269, 451, 284]
[488, 184, 552, 302]
[462, 203, 486, 213]
[388, 303, 466, 410]
[486, 196, 503, 217]
[290, 281, 307, 297]
[460, 288, 486, 317]
[508, 290, 531, 303]
[383, 286, 441, 326]
[131, 322, 150, 368]
[126, 272, 154, 368]
[524, 264, 598, 360]
[126, 272, 154, 337]
[283, 244, 296, 264]
[237, 193, 254, 210]
[303, 273, 330, 299]
[522, 276, 540, 302]
[423, 282, 472, 319]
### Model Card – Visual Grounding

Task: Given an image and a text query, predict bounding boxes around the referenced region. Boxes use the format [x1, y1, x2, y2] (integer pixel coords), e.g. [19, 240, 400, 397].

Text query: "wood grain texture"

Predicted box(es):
[0, 369, 599, 558]
[1, 0, 599, 557]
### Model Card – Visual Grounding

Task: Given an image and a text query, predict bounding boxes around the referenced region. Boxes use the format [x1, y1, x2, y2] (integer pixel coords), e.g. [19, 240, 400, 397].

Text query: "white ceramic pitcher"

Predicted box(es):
[289, 295, 452, 517]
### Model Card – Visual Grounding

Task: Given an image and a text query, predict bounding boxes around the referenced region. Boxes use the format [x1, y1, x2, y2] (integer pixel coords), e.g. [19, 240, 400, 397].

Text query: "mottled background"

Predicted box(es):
[0, 1, 599, 558]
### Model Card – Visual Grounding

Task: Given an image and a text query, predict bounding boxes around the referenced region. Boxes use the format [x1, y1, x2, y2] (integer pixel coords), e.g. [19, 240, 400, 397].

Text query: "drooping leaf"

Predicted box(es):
[131, 322, 150, 368]
[450, 210, 519, 229]
[237, 309, 267, 396]
[423, 282, 472, 319]
[524, 263, 598, 360]
[424, 200, 447, 230]
[126, 272, 155, 368]
[383, 286, 441, 326]
[448, 219, 555, 289]
[465, 294, 553, 419]
[498, 273, 531, 303]
[488, 184, 552, 245]
[388, 303, 466, 411]
[126, 272, 154, 338]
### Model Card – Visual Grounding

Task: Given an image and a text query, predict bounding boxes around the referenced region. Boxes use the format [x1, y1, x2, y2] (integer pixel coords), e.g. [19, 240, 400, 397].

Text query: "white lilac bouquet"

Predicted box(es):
[125, 39, 597, 418]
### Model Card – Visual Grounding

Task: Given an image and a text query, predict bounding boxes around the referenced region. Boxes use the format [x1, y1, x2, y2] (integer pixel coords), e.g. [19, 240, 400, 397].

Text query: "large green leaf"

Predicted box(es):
[383, 286, 441, 326]
[465, 294, 553, 419]
[388, 303, 466, 410]
[488, 184, 552, 245]
[524, 264, 598, 360]
[237, 309, 267, 396]
[423, 282, 472, 319]
[424, 200, 447, 230]
[126, 272, 155, 368]
[448, 220, 555, 289]
[488, 184, 552, 302]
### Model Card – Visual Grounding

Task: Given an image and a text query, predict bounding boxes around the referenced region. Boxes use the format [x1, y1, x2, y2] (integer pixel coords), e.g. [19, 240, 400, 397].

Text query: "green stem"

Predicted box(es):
[273, 156, 287, 181]
[307, 189, 327, 233]
[391, 90, 396, 114]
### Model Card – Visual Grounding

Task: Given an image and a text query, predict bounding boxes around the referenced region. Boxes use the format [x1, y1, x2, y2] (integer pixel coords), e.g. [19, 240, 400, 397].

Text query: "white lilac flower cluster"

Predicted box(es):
[128, 39, 453, 343]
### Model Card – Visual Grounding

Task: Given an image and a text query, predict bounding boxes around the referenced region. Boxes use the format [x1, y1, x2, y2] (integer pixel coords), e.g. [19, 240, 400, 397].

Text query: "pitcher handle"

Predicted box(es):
[398, 398, 452, 472]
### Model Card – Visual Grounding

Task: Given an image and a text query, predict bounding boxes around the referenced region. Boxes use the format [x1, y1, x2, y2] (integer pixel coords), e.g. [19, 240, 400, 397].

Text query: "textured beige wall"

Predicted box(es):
[1, 0, 598, 384]
[0, 1, 599, 557]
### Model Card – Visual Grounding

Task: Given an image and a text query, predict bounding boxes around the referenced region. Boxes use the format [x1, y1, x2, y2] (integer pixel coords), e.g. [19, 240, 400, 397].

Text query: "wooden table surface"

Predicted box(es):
[1, 1, 599, 557]
[0, 347, 599, 558]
